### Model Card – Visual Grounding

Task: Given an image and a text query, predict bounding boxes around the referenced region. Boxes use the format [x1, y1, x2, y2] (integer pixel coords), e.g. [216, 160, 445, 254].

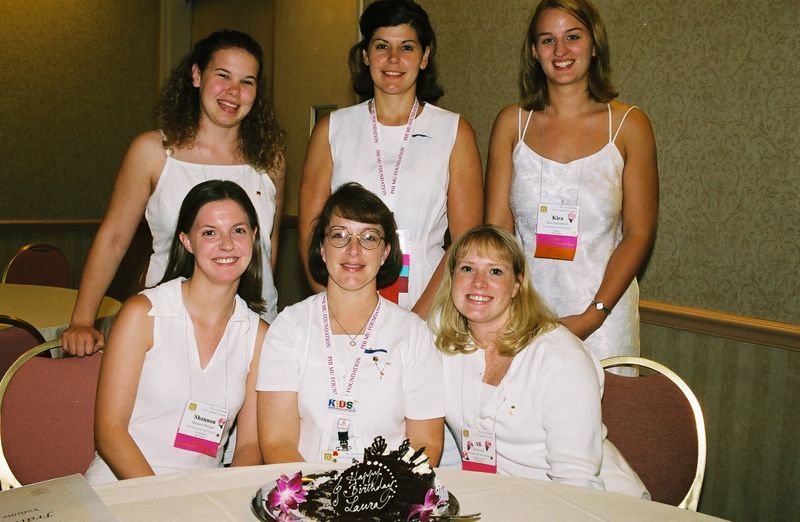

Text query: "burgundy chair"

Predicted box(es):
[0, 340, 101, 489]
[0, 314, 47, 379]
[601, 356, 706, 510]
[2, 242, 73, 288]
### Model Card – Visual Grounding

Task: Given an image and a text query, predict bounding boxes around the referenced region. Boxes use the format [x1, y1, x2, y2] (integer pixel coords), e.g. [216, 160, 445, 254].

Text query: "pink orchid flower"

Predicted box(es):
[267, 471, 307, 519]
[407, 488, 447, 522]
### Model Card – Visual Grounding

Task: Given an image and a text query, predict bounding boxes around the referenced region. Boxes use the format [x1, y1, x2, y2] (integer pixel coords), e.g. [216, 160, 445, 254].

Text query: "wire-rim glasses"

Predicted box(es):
[325, 228, 385, 250]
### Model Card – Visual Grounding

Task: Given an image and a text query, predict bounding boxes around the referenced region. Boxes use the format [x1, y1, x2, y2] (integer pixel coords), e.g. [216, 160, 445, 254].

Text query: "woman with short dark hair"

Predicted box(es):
[258, 183, 444, 466]
[298, 0, 483, 320]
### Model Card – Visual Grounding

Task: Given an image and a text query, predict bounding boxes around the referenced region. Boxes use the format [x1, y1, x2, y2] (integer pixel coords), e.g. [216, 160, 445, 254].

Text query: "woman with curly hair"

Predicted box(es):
[63, 30, 285, 357]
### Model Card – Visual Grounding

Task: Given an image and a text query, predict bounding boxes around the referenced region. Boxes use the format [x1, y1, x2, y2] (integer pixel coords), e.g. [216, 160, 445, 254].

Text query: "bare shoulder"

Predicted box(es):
[119, 130, 168, 182]
[128, 130, 167, 157]
[610, 101, 654, 135]
[494, 103, 522, 128]
[118, 293, 154, 321]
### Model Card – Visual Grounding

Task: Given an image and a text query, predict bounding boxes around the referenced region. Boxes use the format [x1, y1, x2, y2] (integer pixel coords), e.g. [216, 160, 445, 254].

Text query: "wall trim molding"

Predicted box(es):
[640, 300, 799, 352]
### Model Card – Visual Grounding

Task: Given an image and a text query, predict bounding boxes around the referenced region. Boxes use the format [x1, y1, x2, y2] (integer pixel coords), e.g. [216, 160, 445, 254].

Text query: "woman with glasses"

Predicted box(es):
[256, 183, 444, 465]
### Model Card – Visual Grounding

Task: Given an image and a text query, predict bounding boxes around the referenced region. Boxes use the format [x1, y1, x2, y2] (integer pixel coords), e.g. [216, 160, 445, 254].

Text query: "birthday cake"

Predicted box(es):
[254, 436, 454, 521]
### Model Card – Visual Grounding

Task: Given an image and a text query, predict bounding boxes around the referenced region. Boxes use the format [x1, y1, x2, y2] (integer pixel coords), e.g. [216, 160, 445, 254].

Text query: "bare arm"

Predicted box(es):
[94, 295, 155, 479]
[411, 117, 483, 319]
[258, 391, 304, 463]
[231, 320, 269, 467]
[269, 156, 287, 273]
[63, 131, 164, 356]
[484, 105, 520, 232]
[406, 417, 444, 467]
[297, 116, 333, 293]
[560, 106, 659, 339]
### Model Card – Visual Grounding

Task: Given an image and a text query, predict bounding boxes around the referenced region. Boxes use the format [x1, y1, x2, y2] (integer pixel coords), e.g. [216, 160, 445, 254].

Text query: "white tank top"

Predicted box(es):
[329, 101, 458, 308]
[145, 155, 278, 321]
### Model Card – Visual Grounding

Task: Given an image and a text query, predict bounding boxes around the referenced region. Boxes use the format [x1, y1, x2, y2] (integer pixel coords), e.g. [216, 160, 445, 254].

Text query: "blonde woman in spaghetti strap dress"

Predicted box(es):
[62, 31, 284, 358]
[485, 0, 658, 364]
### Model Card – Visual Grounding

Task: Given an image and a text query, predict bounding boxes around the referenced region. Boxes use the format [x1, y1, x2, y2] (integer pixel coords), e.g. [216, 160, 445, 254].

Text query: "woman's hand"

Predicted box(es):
[61, 324, 105, 357]
[559, 306, 607, 341]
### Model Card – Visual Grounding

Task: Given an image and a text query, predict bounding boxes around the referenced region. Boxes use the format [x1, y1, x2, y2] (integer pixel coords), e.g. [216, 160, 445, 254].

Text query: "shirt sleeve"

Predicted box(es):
[535, 332, 605, 491]
[402, 315, 445, 420]
[255, 306, 301, 392]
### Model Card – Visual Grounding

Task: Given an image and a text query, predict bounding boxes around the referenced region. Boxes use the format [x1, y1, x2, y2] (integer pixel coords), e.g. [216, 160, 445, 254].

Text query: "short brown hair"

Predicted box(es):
[308, 183, 402, 289]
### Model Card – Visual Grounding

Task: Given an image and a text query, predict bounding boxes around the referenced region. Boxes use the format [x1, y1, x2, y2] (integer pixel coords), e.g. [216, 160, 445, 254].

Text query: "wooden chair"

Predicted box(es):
[601, 356, 706, 510]
[0, 340, 101, 489]
[2, 242, 73, 288]
[0, 314, 47, 379]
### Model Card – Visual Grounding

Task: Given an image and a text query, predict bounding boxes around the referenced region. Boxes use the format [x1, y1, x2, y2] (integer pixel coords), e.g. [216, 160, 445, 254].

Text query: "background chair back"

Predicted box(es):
[601, 356, 706, 511]
[0, 315, 47, 379]
[0, 340, 101, 489]
[1, 242, 73, 288]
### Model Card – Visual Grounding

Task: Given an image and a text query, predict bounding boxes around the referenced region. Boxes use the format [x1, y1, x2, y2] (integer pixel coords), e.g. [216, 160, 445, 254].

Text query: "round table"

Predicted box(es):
[92, 463, 724, 521]
[0, 283, 121, 342]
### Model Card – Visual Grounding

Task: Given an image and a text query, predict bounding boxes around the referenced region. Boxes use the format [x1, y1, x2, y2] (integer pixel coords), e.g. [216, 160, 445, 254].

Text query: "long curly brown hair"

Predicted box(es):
[155, 30, 284, 176]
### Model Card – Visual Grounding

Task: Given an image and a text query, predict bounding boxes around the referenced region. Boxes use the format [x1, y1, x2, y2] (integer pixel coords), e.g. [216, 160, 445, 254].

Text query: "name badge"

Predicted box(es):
[461, 427, 497, 474]
[174, 400, 229, 457]
[535, 203, 580, 261]
[321, 417, 362, 463]
[327, 395, 358, 414]
[379, 229, 410, 303]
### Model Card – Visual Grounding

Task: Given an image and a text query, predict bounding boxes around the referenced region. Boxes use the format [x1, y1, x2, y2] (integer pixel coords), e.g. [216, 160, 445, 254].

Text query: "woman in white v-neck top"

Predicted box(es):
[485, 0, 659, 363]
[298, 0, 483, 320]
[86, 180, 267, 484]
[62, 30, 284, 358]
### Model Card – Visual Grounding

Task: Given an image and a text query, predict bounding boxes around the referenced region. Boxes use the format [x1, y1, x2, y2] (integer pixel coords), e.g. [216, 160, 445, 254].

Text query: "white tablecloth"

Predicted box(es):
[93, 463, 724, 521]
[0, 284, 120, 341]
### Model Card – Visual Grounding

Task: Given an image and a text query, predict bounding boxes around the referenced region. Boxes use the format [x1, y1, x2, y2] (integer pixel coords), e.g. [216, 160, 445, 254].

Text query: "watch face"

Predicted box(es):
[595, 302, 604, 310]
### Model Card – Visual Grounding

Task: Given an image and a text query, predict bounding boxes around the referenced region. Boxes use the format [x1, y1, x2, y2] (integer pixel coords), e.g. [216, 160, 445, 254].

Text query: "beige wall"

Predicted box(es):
[0, 1, 160, 220]
[272, 0, 361, 215]
[424, 0, 799, 326]
[191, 0, 275, 95]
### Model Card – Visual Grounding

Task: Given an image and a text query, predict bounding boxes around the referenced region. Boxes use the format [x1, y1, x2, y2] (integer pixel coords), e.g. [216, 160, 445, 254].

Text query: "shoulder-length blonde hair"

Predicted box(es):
[429, 225, 557, 356]
[519, 0, 617, 111]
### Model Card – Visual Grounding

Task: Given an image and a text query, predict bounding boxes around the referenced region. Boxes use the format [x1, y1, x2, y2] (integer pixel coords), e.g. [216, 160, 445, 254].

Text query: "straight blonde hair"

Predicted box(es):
[429, 225, 557, 356]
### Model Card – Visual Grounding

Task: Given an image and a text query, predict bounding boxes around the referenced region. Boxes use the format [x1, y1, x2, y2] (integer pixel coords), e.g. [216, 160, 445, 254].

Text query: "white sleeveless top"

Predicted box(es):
[329, 101, 459, 309]
[510, 104, 640, 362]
[84, 278, 259, 484]
[145, 155, 278, 321]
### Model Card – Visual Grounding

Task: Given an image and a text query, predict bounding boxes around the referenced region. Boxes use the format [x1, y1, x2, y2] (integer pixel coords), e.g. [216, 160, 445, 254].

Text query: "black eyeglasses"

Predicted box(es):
[325, 228, 384, 250]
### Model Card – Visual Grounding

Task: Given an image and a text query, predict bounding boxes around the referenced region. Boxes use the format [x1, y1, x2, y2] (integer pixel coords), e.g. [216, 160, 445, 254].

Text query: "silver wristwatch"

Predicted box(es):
[591, 300, 612, 315]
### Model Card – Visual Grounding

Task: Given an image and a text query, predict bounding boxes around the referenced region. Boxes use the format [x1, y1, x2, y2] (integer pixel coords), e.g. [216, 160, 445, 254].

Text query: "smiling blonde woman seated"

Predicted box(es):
[429, 225, 648, 498]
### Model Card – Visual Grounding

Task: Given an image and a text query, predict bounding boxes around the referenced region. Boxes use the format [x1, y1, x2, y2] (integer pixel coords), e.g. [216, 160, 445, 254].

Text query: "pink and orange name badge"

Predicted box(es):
[461, 427, 497, 474]
[174, 400, 229, 457]
[535, 204, 580, 261]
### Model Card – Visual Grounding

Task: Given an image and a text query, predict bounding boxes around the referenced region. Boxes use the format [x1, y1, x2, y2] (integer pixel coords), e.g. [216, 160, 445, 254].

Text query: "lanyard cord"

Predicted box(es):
[370, 98, 419, 204]
[321, 294, 382, 397]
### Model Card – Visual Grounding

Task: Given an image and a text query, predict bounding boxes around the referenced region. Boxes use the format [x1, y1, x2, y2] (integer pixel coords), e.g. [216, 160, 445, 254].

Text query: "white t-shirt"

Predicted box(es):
[441, 324, 649, 498]
[256, 292, 445, 461]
